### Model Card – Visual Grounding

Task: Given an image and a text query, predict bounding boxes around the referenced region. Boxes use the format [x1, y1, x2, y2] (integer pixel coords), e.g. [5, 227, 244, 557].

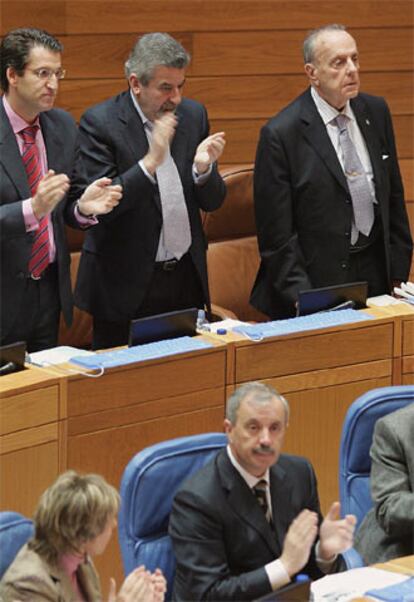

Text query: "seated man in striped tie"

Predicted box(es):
[169, 381, 356, 601]
[0, 28, 122, 352]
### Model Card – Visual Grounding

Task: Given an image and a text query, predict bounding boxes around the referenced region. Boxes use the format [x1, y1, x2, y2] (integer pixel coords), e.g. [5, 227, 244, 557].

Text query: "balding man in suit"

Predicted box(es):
[251, 24, 412, 319]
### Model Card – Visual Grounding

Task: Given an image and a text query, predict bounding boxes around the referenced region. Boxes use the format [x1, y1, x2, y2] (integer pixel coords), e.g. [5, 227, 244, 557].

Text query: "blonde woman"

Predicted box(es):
[0, 471, 166, 601]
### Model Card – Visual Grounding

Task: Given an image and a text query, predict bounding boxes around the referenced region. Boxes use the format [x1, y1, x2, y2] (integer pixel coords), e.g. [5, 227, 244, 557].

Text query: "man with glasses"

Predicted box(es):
[0, 28, 122, 352]
[74, 33, 226, 350]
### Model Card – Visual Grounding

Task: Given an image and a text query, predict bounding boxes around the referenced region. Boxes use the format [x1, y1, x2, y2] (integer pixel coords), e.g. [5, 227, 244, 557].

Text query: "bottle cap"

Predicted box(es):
[216, 328, 227, 335]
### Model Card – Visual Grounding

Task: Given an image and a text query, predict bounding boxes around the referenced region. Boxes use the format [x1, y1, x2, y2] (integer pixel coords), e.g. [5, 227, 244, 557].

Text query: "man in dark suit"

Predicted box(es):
[75, 33, 226, 350]
[169, 382, 356, 601]
[251, 24, 413, 319]
[354, 402, 414, 564]
[0, 28, 122, 352]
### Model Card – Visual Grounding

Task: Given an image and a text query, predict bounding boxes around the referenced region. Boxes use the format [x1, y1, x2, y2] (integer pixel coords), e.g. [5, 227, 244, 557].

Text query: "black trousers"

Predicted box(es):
[92, 253, 204, 350]
[347, 235, 389, 298]
[2, 264, 60, 353]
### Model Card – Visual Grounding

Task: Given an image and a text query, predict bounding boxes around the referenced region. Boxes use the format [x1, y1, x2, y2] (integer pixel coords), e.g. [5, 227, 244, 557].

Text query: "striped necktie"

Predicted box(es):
[253, 479, 271, 523]
[20, 126, 50, 278]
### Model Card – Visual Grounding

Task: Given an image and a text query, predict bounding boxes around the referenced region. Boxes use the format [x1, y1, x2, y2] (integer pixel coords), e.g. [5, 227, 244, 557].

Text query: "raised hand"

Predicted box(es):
[194, 131, 226, 174]
[143, 112, 178, 175]
[77, 177, 122, 216]
[108, 566, 156, 602]
[31, 169, 70, 219]
[318, 501, 356, 561]
[280, 509, 319, 577]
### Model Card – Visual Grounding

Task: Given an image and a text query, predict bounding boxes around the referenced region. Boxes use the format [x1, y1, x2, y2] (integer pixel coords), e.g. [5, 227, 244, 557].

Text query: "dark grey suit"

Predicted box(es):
[251, 88, 413, 319]
[169, 449, 324, 601]
[354, 403, 414, 564]
[0, 98, 86, 344]
[75, 91, 225, 325]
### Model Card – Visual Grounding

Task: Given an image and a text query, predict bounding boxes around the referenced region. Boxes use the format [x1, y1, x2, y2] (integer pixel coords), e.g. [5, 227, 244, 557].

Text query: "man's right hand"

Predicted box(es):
[31, 169, 70, 219]
[142, 112, 177, 175]
[280, 509, 319, 577]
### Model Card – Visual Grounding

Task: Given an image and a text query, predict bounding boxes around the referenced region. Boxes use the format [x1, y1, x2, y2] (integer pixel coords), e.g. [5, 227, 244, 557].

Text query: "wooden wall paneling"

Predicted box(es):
[282, 376, 391, 515]
[400, 160, 414, 199]
[66, 347, 226, 416]
[60, 33, 193, 79]
[58, 71, 413, 123]
[0, 385, 58, 435]
[191, 28, 413, 76]
[235, 322, 393, 383]
[64, 1, 414, 34]
[0, 1, 66, 34]
[0, 441, 59, 517]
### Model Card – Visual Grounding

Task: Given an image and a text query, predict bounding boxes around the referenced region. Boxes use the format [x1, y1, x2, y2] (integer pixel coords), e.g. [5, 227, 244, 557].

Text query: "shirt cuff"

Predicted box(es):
[22, 198, 39, 232]
[315, 541, 337, 573]
[75, 204, 98, 227]
[265, 558, 291, 591]
[192, 162, 212, 184]
[139, 159, 156, 184]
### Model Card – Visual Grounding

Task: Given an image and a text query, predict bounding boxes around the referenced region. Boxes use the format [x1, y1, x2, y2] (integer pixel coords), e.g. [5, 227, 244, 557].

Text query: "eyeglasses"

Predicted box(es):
[28, 68, 66, 81]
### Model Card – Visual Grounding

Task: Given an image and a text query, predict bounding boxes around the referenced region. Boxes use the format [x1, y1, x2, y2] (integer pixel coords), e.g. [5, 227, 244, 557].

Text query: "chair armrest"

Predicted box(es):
[341, 547, 365, 570]
[210, 303, 239, 321]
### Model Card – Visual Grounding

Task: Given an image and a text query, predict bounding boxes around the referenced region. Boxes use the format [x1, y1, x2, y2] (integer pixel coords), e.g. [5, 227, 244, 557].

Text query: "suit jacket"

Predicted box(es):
[74, 91, 225, 322]
[0, 543, 102, 602]
[354, 403, 414, 564]
[169, 449, 324, 602]
[251, 88, 413, 318]
[0, 98, 87, 339]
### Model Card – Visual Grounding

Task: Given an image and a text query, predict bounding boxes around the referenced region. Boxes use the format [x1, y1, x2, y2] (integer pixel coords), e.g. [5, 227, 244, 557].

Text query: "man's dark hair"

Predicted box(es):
[0, 28, 62, 93]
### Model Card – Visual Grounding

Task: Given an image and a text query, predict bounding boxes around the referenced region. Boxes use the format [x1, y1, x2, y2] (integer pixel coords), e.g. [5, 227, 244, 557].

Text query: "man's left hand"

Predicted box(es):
[78, 177, 122, 216]
[318, 501, 356, 561]
[194, 131, 226, 174]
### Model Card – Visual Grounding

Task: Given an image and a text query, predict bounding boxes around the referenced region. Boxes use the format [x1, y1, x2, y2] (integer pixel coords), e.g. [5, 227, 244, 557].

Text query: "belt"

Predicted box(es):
[27, 263, 57, 281]
[155, 258, 179, 272]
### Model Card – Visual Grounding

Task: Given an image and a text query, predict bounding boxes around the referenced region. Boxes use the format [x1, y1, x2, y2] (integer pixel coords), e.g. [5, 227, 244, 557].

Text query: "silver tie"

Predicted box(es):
[335, 114, 374, 245]
[150, 126, 191, 260]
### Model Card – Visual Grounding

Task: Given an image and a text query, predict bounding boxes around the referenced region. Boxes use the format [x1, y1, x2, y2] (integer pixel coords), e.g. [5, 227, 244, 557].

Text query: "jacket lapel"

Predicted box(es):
[217, 451, 279, 556]
[299, 88, 349, 194]
[119, 91, 162, 212]
[269, 462, 294, 557]
[0, 99, 31, 199]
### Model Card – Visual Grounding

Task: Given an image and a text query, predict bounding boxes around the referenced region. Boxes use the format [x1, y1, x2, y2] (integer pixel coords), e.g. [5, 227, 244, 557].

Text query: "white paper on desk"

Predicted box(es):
[367, 294, 402, 307]
[311, 567, 408, 601]
[29, 346, 94, 367]
[207, 319, 249, 333]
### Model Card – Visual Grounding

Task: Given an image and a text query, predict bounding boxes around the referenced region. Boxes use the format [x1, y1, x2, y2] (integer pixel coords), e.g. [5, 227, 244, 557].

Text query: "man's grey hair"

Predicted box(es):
[226, 381, 290, 425]
[303, 23, 347, 64]
[124, 32, 190, 84]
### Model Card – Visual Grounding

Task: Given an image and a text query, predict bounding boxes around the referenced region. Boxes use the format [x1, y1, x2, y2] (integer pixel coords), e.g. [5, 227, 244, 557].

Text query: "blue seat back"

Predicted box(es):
[339, 385, 414, 527]
[118, 432, 227, 600]
[0, 511, 34, 578]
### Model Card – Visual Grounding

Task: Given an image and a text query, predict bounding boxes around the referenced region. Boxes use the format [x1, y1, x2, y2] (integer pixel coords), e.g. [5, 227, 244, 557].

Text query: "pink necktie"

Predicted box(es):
[20, 126, 50, 277]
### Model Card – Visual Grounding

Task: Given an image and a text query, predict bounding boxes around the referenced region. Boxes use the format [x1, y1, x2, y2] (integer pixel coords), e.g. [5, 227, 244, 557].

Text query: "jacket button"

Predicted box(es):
[17, 272, 25, 280]
[341, 262, 348, 269]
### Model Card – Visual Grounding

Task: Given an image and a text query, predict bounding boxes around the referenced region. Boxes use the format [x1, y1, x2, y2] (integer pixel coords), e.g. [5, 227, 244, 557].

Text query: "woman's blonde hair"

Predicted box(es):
[29, 470, 120, 564]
